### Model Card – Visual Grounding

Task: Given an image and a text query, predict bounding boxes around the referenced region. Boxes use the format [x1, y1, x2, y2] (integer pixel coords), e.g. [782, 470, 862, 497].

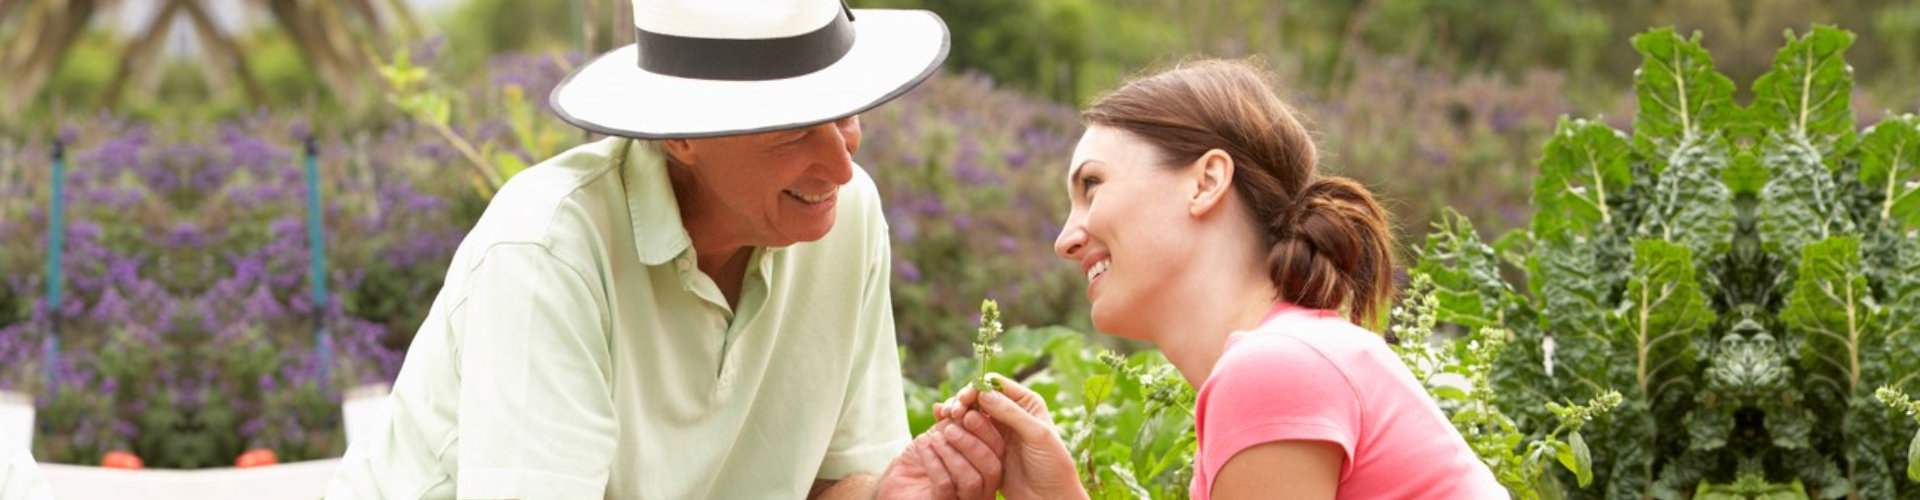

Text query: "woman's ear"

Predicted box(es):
[1189, 149, 1235, 217]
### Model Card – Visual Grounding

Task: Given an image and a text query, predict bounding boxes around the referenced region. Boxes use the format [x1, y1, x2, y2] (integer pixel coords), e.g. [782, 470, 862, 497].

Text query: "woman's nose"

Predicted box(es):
[1054, 219, 1085, 260]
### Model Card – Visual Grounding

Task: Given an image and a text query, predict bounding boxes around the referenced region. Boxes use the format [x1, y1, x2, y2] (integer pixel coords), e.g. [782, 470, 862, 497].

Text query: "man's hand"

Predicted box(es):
[870, 417, 1006, 500]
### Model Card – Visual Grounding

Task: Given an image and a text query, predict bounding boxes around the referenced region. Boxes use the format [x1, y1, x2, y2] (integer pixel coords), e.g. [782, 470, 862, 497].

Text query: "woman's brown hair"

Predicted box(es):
[1081, 59, 1397, 332]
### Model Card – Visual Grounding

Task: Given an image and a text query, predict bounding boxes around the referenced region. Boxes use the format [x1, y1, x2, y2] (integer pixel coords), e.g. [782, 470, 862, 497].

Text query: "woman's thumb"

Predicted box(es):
[977, 390, 1052, 440]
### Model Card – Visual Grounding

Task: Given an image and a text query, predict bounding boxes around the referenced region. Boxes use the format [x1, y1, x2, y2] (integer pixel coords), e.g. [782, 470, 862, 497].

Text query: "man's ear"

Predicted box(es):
[1189, 149, 1235, 217]
[663, 139, 698, 166]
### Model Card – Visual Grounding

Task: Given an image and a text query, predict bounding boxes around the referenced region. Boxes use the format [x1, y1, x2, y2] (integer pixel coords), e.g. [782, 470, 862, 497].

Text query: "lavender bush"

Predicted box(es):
[0, 111, 465, 467]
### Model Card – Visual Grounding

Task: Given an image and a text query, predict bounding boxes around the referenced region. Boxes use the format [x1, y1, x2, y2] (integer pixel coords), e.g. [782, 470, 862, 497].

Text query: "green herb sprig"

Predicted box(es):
[971, 299, 1004, 392]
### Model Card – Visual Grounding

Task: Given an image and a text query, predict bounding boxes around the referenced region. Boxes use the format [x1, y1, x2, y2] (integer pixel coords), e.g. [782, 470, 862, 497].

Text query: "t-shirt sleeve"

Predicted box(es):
[816, 188, 911, 480]
[1197, 334, 1361, 485]
[453, 243, 618, 500]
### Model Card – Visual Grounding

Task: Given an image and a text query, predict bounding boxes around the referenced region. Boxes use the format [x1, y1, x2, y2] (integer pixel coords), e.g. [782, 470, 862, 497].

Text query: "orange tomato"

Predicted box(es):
[101, 450, 144, 469]
[235, 448, 278, 468]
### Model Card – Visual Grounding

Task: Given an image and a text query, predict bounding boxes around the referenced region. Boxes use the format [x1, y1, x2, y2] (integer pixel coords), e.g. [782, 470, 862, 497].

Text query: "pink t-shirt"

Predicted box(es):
[1190, 303, 1508, 499]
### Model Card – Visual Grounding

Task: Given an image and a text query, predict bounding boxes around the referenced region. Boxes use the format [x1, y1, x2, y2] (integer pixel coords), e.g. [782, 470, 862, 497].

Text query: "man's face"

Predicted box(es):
[667, 115, 864, 248]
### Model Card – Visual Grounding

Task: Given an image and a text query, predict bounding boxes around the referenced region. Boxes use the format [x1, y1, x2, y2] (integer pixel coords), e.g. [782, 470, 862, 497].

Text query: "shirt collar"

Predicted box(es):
[617, 138, 693, 267]
[617, 137, 785, 283]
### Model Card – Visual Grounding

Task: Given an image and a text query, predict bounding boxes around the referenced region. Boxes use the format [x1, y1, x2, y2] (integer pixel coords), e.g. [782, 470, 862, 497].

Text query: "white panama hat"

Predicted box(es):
[550, 0, 950, 139]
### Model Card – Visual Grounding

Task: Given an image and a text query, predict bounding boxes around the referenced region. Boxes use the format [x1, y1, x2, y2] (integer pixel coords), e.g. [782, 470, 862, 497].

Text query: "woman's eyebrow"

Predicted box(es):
[1068, 159, 1098, 189]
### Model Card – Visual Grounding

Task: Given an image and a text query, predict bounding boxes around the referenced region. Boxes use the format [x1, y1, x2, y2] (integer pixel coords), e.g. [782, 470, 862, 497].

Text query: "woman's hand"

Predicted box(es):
[935, 374, 1087, 500]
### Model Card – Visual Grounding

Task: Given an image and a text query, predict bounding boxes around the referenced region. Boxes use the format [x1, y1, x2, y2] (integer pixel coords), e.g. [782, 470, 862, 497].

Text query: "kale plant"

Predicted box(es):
[1402, 26, 1920, 498]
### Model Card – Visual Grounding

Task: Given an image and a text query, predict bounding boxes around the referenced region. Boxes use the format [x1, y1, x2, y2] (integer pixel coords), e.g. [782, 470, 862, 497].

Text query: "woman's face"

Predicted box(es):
[1053, 125, 1198, 339]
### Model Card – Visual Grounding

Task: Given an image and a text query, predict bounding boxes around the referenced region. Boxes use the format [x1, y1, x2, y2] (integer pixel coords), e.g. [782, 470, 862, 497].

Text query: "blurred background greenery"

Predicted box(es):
[1, 0, 1917, 467]
[9, 0, 1920, 122]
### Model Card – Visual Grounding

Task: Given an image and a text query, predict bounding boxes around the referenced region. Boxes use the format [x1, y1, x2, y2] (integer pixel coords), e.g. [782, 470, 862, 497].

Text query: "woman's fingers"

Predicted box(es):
[976, 389, 1056, 441]
[984, 374, 1049, 417]
[939, 385, 981, 421]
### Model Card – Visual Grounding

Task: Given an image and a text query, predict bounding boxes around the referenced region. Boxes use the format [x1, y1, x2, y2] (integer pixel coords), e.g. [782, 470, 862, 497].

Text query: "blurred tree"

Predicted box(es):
[0, 0, 417, 113]
[0, 0, 98, 111]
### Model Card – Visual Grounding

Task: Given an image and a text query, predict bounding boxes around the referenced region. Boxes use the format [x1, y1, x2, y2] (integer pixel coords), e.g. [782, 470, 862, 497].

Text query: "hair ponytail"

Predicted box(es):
[1266, 177, 1396, 330]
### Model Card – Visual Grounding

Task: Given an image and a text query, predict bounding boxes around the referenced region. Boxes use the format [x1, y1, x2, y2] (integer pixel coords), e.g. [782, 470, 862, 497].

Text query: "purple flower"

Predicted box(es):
[1003, 150, 1028, 170]
[87, 286, 131, 323]
[239, 417, 265, 439]
[895, 258, 922, 283]
[914, 196, 946, 218]
[289, 120, 312, 142]
[166, 222, 207, 249]
[951, 140, 999, 185]
[243, 283, 288, 321]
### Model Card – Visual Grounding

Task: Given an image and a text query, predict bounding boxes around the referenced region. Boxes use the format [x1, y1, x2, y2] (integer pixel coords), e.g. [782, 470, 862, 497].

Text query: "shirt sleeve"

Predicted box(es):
[453, 243, 618, 500]
[815, 214, 911, 480]
[1197, 334, 1361, 486]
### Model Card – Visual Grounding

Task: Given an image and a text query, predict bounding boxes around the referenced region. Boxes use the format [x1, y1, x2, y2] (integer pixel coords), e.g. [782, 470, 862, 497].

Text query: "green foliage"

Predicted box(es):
[1390, 271, 1621, 498]
[1873, 386, 1920, 482]
[908, 324, 1196, 498]
[1532, 118, 1632, 247]
[1404, 26, 1920, 497]
[1754, 28, 1860, 261]
[373, 47, 567, 198]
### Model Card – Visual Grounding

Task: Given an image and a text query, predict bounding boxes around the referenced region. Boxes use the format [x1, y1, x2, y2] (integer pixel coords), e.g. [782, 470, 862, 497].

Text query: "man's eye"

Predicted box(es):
[1081, 177, 1102, 192]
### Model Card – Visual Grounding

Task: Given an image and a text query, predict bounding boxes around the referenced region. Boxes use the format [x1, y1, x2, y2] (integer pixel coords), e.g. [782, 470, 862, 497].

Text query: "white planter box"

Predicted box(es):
[2, 384, 393, 499]
[40, 459, 339, 500]
[0, 391, 30, 457]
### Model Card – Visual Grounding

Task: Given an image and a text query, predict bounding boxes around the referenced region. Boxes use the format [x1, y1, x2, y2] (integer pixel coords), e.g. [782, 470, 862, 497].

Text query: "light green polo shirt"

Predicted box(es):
[327, 137, 909, 499]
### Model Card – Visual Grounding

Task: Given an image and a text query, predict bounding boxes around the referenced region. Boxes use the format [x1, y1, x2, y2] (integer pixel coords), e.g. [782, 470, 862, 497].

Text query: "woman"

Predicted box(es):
[934, 59, 1506, 499]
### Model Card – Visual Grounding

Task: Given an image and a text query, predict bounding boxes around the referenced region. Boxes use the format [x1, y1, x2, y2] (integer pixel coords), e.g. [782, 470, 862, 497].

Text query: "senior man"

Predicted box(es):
[326, 1, 1004, 498]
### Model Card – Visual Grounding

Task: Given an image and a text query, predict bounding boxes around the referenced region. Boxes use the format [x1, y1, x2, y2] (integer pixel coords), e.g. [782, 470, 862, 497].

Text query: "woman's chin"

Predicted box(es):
[1089, 307, 1146, 341]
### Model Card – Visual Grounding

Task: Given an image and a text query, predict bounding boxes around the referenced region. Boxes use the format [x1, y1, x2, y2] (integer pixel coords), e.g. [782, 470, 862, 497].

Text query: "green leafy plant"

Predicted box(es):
[1877, 386, 1920, 482]
[910, 318, 1196, 498]
[1401, 26, 1920, 498]
[1391, 269, 1622, 499]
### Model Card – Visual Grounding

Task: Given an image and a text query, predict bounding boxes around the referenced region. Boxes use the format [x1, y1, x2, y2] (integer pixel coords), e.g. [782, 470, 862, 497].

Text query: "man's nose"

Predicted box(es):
[815, 122, 856, 184]
[836, 115, 862, 156]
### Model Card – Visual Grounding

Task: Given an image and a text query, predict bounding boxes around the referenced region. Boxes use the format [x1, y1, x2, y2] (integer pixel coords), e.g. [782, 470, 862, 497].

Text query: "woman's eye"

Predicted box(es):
[1081, 177, 1102, 193]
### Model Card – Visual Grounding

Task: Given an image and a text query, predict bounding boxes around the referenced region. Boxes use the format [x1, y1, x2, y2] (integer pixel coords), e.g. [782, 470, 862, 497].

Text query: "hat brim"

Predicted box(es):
[550, 9, 949, 139]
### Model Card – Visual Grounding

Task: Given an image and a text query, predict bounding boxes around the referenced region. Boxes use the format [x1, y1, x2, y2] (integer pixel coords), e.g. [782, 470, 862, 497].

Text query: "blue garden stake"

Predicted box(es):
[303, 135, 331, 388]
[44, 138, 66, 388]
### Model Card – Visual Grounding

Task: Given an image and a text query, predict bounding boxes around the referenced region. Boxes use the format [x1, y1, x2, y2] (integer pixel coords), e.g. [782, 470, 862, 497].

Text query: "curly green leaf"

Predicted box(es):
[1859, 115, 1920, 228]
[1631, 28, 1736, 171]
[1751, 26, 1857, 155]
